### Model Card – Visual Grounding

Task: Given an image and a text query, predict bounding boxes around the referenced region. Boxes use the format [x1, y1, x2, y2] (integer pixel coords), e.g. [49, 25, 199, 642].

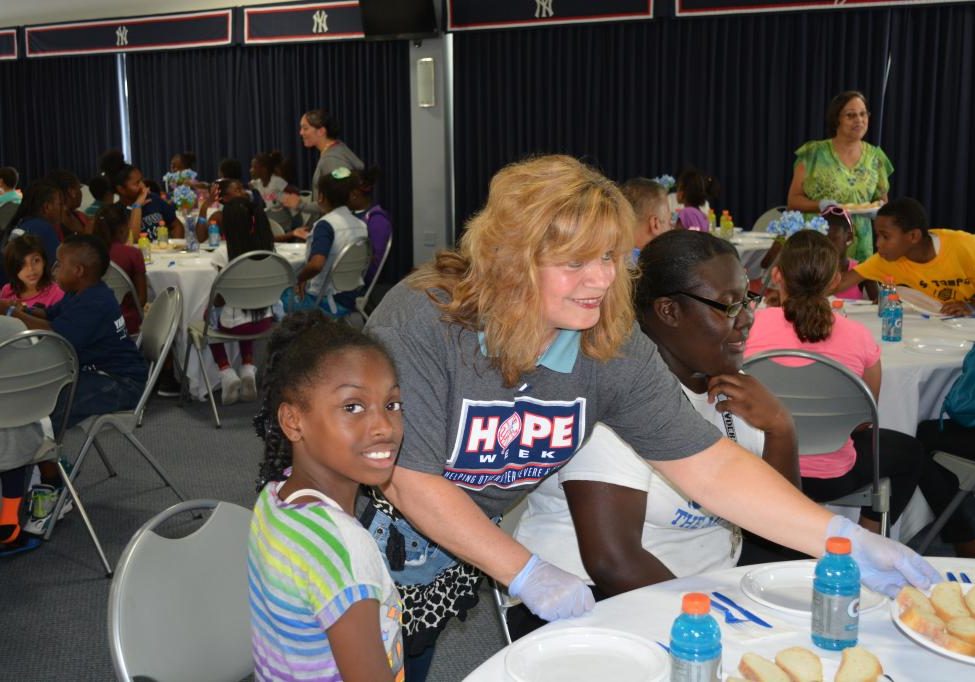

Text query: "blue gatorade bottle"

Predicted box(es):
[670, 592, 721, 682]
[811, 536, 860, 650]
[882, 294, 903, 342]
[208, 220, 221, 248]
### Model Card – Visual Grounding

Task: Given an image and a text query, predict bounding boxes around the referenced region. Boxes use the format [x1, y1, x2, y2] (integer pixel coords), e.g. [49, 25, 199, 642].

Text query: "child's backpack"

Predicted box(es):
[942, 344, 975, 428]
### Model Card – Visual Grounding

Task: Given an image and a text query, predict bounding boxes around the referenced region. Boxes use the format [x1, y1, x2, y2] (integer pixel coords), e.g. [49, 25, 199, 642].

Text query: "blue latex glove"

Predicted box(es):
[818, 198, 840, 212]
[508, 554, 595, 621]
[827, 516, 941, 598]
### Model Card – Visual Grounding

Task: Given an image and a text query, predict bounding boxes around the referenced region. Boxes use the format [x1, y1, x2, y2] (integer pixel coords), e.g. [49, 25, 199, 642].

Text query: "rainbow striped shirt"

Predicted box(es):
[248, 482, 404, 681]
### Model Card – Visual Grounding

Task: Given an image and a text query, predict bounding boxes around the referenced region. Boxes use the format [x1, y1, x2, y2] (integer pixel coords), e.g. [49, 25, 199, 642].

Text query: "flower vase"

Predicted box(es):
[181, 209, 199, 252]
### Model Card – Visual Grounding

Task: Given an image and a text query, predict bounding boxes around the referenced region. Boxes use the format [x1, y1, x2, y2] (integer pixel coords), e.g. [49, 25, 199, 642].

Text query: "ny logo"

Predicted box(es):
[312, 10, 329, 34]
[535, 0, 554, 19]
[116, 25, 128, 47]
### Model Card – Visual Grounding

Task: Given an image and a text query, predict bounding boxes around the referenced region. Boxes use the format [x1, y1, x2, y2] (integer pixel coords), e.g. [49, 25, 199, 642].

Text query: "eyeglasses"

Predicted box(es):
[821, 205, 853, 230]
[666, 290, 762, 318]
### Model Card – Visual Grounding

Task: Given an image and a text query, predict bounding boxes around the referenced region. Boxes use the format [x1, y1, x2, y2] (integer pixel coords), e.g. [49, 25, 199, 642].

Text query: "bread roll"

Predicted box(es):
[774, 646, 823, 682]
[896, 586, 934, 614]
[900, 606, 947, 640]
[834, 646, 883, 682]
[931, 582, 971, 622]
[946, 616, 975, 645]
[937, 632, 975, 657]
[739, 652, 790, 682]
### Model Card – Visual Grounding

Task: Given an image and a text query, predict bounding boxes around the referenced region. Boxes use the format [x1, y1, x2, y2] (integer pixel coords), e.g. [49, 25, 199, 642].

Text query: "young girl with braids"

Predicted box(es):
[248, 310, 405, 682]
[746, 230, 975, 556]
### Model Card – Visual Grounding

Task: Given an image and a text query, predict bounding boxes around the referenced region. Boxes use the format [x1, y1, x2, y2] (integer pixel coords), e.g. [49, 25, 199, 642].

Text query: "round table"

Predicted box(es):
[730, 232, 776, 279]
[145, 243, 306, 399]
[465, 557, 975, 681]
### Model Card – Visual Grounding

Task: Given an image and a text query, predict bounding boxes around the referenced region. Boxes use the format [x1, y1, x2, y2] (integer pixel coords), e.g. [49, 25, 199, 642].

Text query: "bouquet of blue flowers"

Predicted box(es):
[163, 169, 197, 188]
[766, 211, 828, 241]
[172, 184, 197, 212]
[652, 174, 676, 191]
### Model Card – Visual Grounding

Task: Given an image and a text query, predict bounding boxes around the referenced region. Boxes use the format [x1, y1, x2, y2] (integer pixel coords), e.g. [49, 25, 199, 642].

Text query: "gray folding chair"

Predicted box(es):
[752, 206, 786, 233]
[45, 287, 188, 544]
[356, 233, 392, 323]
[492, 496, 529, 645]
[182, 250, 296, 427]
[102, 261, 143, 330]
[743, 349, 891, 536]
[108, 499, 253, 682]
[312, 237, 371, 318]
[916, 451, 975, 553]
[0, 329, 112, 575]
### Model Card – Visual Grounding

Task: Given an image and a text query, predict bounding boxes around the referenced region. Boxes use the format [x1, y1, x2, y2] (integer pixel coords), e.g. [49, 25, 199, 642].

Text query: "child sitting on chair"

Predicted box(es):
[91, 205, 147, 335]
[286, 167, 367, 316]
[834, 197, 975, 316]
[1, 235, 64, 309]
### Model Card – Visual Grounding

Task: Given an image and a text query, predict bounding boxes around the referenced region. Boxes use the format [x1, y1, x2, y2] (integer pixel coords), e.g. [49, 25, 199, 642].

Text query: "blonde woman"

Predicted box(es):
[361, 155, 937, 680]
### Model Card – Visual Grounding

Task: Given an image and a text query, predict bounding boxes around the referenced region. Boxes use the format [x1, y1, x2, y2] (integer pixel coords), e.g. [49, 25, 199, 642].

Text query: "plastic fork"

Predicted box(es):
[710, 601, 768, 634]
[946, 571, 972, 583]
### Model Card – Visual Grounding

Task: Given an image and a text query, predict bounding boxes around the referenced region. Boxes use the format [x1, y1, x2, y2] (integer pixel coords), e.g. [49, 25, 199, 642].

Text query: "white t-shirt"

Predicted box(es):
[513, 384, 765, 582]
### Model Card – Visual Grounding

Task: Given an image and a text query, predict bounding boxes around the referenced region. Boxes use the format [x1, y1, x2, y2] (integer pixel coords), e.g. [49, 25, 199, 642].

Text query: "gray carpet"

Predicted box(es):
[0, 396, 505, 681]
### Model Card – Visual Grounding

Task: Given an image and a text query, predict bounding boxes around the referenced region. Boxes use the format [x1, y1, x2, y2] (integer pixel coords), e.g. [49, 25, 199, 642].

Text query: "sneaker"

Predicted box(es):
[22, 485, 73, 536]
[156, 371, 182, 398]
[220, 367, 241, 405]
[239, 364, 258, 402]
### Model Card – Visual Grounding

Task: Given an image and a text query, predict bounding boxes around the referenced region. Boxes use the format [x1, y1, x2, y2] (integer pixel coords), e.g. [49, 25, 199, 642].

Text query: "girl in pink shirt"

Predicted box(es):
[0, 234, 64, 309]
[745, 231, 975, 555]
[823, 207, 878, 301]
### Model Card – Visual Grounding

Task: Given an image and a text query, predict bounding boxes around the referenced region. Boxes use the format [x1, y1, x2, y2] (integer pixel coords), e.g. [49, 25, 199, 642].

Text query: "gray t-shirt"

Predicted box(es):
[364, 283, 722, 520]
[301, 142, 365, 221]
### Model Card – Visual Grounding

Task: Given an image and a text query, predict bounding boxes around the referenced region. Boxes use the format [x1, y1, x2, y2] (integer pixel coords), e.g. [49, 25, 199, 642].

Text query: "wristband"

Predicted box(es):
[131, 203, 142, 210]
[6, 304, 16, 317]
[197, 216, 207, 224]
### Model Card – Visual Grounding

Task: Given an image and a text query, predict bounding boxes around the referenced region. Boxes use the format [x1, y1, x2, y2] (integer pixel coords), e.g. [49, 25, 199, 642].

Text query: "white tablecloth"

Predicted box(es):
[145, 243, 305, 399]
[730, 233, 776, 279]
[465, 557, 975, 681]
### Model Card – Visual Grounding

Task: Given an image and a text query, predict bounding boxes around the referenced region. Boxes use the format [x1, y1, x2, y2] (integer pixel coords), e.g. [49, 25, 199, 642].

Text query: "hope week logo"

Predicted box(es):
[445, 396, 586, 491]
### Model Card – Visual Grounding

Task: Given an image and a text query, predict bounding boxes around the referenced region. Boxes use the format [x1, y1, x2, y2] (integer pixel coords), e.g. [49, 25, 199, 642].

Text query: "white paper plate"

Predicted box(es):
[841, 201, 883, 216]
[504, 627, 669, 682]
[942, 317, 975, 333]
[897, 287, 944, 315]
[740, 561, 887, 616]
[741, 232, 777, 240]
[903, 337, 973, 355]
[890, 582, 975, 665]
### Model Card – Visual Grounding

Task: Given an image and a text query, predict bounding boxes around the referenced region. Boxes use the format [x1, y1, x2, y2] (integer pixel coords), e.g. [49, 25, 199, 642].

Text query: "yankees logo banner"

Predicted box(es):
[0, 29, 15, 61]
[675, 0, 972, 17]
[448, 0, 652, 31]
[444, 396, 586, 491]
[243, 2, 364, 45]
[25, 10, 232, 58]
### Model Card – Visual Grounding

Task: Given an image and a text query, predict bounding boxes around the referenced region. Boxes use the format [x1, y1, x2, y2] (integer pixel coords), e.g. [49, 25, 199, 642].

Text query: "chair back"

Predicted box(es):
[207, 250, 296, 318]
[134, 287, 182, 417]
[357, 234, 392, 320]
[329, 237, 371, 295]
[742, 349, 879, 456]
[752, 206, 786, 233]
[103, 262, 143, 321]
[0, 330, 78, 437]
[108, 499, 254, 682]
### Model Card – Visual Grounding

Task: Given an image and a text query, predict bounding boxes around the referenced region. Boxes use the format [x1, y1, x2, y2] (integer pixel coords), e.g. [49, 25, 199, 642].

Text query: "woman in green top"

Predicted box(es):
[787, 90, 893, 261]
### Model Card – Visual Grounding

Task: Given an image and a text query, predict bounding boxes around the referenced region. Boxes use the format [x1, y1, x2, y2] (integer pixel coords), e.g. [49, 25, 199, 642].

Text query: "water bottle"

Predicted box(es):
[137, 232, 152, 264]
[208, 220, 221, 248]
[185, 219, 199, 253]
[707, 208, 716, 231]
[670, 592, 722, 682]
[877, 276, 895, 317]
[811, 536, 860, 651]
[882, 294, 903, 342]
[157, 224, 169, 246]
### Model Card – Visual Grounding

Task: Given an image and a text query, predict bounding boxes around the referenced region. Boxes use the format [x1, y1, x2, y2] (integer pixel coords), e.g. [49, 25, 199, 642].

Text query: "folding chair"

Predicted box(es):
[312, 237, 371, 322]
[108, 499, 253, 682]
[45, 287, 188, 545]
[356, 234, 392, 322]
[182, 251, 296, 428]
[743, 349, 891, 536]
[752, 206, 786, 233]
[0, 329, 112, 575]
[491, 496, 529, 645]
[102, 262, 143, 331]
[916, 451, 975, 553]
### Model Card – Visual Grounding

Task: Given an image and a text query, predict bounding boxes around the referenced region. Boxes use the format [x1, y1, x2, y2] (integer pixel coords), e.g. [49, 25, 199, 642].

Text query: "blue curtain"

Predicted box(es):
[0, 55, 120, 184]
[126, 41, 413, 283]
[452, 3, 973, 235]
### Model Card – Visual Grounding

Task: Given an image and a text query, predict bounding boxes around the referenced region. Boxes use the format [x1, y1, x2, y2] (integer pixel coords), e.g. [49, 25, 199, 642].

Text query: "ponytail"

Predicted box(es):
[777, 230, 838, 343]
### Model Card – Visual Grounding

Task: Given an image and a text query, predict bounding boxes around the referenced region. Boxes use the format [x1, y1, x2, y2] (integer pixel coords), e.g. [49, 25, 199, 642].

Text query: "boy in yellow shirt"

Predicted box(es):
[835, 197, 975, 316]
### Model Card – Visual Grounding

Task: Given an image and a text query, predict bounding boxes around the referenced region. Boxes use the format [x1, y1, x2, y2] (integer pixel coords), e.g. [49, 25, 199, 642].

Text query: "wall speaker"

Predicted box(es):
[417, 57, 436, 108]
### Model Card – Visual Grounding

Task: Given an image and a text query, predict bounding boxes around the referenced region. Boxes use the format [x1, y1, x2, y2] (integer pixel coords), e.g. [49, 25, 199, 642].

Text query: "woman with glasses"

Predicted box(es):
[787, 90, 893, 261]
[746, 230, 975, 557]
[510, 230, 801, 636]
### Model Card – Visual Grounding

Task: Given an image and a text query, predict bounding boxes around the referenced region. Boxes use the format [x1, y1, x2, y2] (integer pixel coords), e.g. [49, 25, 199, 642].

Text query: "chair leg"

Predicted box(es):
[880, 511, 889, 539]
[123, 432, 187, 502]
[178, 337, 193, 407]
[916, 489, 974, 554]
[194, 343, 222, 428]
[45, 435, 98, 539]
[491, 580, 514, 646]
[92, 437, 118, 478]
[55, 460, 113, 577]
